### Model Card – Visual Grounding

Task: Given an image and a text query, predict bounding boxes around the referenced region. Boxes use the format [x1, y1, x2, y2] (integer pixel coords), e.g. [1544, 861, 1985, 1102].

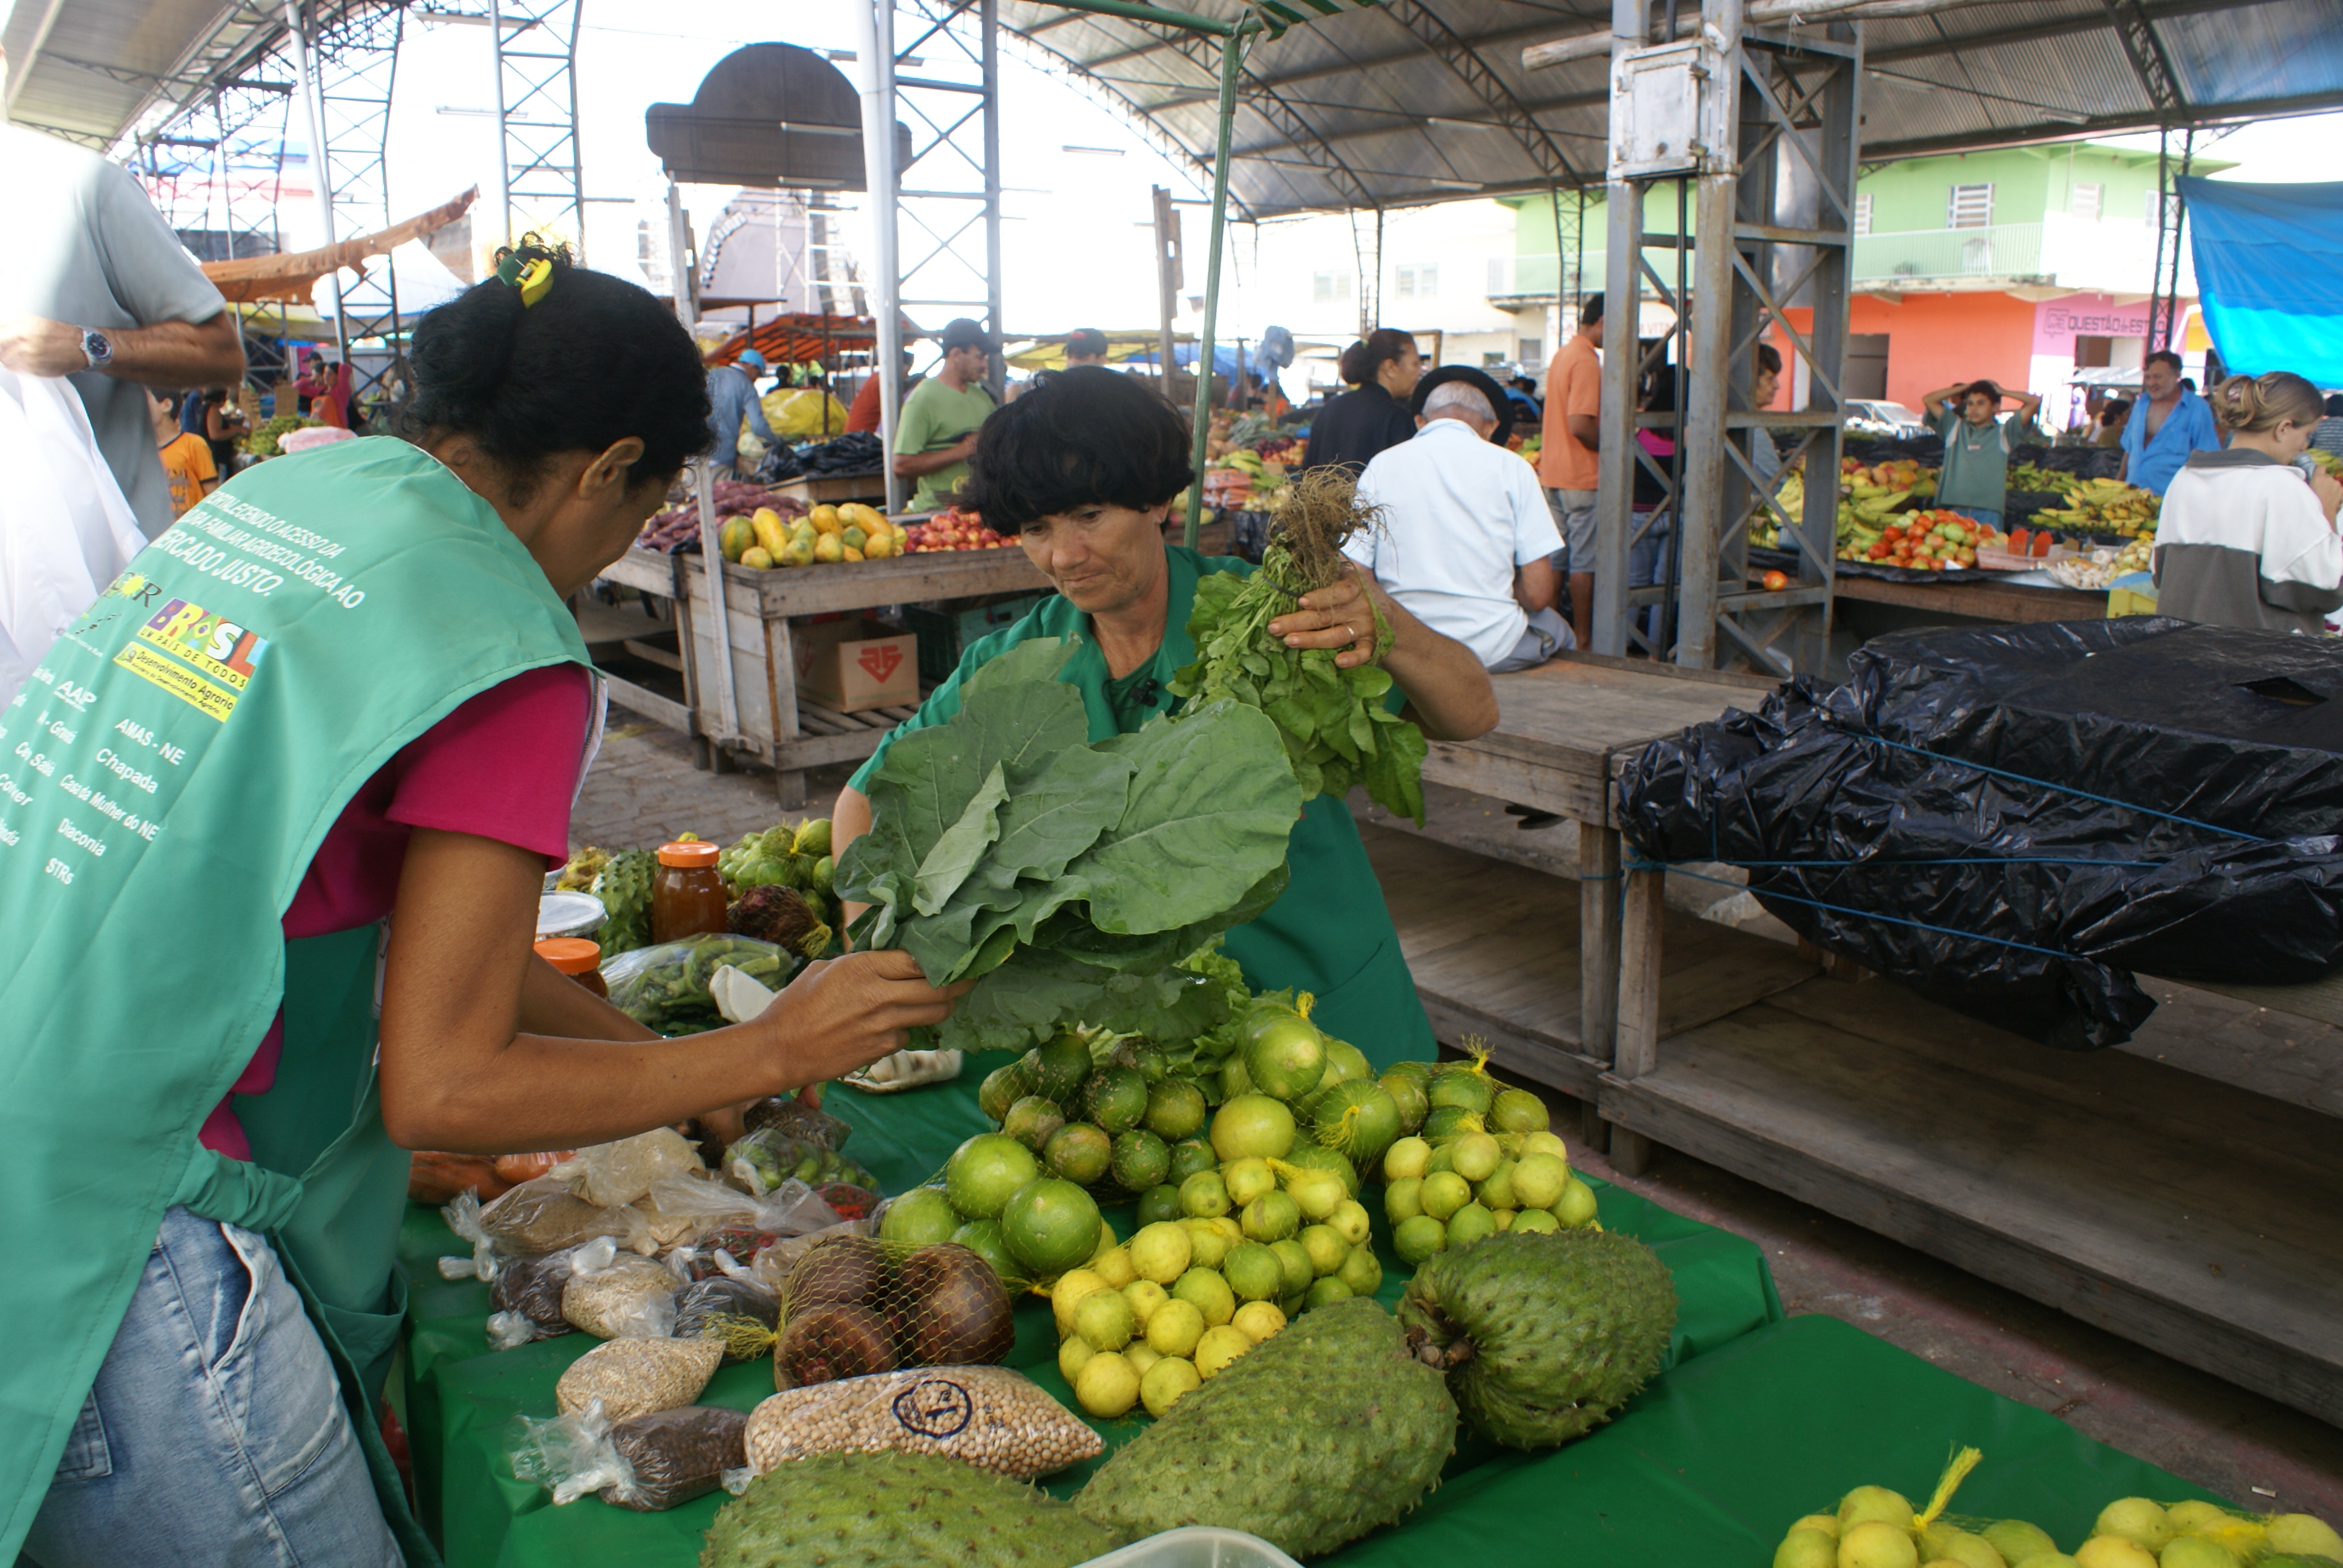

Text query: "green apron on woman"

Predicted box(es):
[0, 437, 591, 1563]
[851, 544, 1435, 1071]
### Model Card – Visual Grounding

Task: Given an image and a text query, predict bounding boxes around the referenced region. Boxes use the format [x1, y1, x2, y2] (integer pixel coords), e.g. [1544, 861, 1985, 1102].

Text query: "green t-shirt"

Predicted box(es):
[851, 546, 1436, 1071]
[897, 375, 996, 509]
[1929, 406, 2039, 512]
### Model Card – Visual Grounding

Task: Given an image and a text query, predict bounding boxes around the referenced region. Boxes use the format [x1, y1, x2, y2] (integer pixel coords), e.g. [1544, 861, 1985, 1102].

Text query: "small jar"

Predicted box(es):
[651, 840, 729, 943]
[534, 936, 608, 998]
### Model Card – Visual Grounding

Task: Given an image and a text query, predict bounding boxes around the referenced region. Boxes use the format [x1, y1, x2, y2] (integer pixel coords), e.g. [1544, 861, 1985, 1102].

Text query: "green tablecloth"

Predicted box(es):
[399, 1068, 2207, 1566]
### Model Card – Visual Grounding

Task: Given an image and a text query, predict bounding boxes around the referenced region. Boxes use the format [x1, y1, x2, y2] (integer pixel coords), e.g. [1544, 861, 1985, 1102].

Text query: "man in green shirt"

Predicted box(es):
[894, 317, 998, 509]
[1919, 378, 2043, 531]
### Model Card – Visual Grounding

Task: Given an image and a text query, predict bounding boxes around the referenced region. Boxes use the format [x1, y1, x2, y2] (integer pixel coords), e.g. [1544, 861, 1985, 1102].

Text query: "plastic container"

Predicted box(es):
[1075, 1528, 1303, 1568]
[535, 937, 609, 998]
[537, 890, 606, 939]
[651, 841, 728, 944]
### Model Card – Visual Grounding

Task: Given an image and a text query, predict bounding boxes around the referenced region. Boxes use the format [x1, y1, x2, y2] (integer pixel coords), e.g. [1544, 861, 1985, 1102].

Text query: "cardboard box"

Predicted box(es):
[796, 618, 919, 713]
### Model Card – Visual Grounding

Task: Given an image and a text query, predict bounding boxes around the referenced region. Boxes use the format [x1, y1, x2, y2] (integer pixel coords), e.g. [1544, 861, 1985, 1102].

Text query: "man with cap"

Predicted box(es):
[1064, 328, 1111, 368]
[1346, 365, 1570, 674]
[1538, 293, 1604, 647]
[894, 318, 998, 510]
[706, 347, 776, 481]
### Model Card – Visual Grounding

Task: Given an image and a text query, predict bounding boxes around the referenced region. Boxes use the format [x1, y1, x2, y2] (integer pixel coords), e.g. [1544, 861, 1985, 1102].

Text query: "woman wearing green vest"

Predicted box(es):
[1, 252, 965, 1567]
[832, 367, 1499, 1071]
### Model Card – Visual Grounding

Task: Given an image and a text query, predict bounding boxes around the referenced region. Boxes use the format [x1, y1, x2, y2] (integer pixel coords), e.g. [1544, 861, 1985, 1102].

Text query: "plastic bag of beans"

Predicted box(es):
[742, 1366, 1099, 1481]
[511, 1399, 750, 1510]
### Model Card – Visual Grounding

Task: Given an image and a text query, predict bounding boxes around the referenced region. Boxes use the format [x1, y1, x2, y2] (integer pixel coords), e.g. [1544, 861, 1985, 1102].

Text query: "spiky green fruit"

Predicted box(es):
[701, 1448, 1122, 1567]
[590, 849, 656, 955]
[1396, 1229, 1677, 1447]
[1074, 1298, 1456, 1558]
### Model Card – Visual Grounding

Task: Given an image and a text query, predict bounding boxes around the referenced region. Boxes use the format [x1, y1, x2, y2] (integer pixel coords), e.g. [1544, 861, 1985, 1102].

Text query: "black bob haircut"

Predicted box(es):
[401, 249, 712, 494]
[958, 367, 1190, 533]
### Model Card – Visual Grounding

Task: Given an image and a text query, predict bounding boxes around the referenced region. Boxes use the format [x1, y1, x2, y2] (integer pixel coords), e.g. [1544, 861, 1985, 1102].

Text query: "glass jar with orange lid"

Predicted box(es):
[532, 936, 608, 998]
[650, 840, 729, 943]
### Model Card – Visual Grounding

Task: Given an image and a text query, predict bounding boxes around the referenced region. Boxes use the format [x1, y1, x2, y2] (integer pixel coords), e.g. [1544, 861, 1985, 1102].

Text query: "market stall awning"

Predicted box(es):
[705, 313, 904, 368]
[201, 187, 478, 305]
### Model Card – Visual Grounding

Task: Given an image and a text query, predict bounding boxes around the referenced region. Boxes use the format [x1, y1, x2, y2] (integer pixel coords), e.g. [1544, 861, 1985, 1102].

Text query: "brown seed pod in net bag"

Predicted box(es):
[744, 1365, 1101, 1481]
[768, 1238, 1014, 1390]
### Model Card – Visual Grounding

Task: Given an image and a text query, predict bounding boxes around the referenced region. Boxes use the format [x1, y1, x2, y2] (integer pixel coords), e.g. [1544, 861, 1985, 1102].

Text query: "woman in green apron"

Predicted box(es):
[1, 252, 965, 1567]
[832, 367, 1498, 1071]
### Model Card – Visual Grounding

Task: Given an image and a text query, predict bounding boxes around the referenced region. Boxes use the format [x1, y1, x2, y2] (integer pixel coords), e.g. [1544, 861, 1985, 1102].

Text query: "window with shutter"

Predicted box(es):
[1947, 183, 1993, 229]
[1853, 193, 1873, 235]
[1312, 272, 1351, 304]
[2071, 181, 2103, 220]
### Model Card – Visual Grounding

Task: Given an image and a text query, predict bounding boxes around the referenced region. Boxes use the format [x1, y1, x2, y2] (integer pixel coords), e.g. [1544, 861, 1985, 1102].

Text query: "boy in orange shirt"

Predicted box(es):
[148, 388, 218, 517]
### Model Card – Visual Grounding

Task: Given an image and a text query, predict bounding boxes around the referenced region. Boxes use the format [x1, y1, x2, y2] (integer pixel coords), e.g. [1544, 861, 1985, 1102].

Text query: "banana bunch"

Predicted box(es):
[2007, 462, 2080, 496]
[1224, 447, 1289, 497]
[2033, 478, 2160, 538]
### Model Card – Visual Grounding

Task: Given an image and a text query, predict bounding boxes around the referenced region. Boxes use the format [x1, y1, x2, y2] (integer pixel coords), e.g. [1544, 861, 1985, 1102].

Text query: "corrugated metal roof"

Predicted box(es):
[1003, 0, 2343, 215]
[2, 0, 269, 149]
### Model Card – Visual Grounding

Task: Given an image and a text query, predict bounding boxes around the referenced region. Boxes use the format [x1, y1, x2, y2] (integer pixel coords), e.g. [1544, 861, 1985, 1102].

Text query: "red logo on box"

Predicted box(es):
[858, 644, 904, 682]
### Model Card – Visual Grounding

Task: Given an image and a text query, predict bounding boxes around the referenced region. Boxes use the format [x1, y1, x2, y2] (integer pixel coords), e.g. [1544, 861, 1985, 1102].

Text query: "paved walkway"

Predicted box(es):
[570, 722, 859, 854]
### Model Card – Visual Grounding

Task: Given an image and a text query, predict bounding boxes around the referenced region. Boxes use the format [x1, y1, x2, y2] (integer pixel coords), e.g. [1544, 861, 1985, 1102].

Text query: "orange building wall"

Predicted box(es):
[1772, 293, 2040, 414]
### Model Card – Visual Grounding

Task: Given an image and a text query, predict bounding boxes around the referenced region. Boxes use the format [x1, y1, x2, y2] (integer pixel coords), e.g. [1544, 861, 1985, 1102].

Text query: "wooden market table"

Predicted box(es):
[1831, 571, 2109, 624]
[1384, 647, 2343, 1432]
[673, 546, 1047, 806]
[1409, 651, 1815, 1146]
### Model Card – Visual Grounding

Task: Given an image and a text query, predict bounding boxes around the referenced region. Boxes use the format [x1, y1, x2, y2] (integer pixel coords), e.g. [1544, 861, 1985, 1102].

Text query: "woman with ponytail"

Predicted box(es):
[2, 248, 968, 1566]
[1301, 327, 1423, 476]
[2153, 370, 2343, 633]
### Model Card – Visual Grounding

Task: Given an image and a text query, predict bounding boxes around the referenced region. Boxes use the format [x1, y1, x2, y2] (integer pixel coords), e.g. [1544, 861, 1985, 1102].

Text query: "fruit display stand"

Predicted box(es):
[1829, 570, 2109, 629]
[395, 1068, 2230, 1568]
[584, 548, 702, 741]
[673, 547, 1049, 807]
[1394, 651, 2343, 1436]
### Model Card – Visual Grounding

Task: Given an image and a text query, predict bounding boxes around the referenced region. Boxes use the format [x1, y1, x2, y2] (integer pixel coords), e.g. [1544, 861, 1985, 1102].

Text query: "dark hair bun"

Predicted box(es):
[958, 367, 1189, 532]
[402, 252, 711, 489]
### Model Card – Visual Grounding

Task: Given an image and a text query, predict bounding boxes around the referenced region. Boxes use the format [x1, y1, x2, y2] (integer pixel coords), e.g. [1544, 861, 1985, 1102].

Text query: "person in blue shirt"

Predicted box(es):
[705, 347, 776, 480]
[2120, 349, 2223, 496]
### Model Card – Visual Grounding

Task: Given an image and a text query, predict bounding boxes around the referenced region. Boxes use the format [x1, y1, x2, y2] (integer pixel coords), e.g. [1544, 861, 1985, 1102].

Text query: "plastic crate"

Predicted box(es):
[903, 593, 1045, 686]
[1076, 1528, 1303, 1568]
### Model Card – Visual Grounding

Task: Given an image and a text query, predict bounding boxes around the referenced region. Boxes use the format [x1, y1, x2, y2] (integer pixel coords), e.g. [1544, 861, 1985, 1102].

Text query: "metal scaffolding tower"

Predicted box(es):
[1592, 0, 1858, 676]
[485, 0, 588, 255]
[862, 0, 1006, 515]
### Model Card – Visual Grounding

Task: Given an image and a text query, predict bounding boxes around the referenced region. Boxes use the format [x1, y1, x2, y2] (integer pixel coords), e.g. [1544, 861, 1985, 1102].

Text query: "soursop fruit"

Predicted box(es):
[700, 1450, 1121, 1568]
[591, 848, 657, 955]
[1397, 1228, 1676, 1448]
[1074, 1296, 1457, 1557]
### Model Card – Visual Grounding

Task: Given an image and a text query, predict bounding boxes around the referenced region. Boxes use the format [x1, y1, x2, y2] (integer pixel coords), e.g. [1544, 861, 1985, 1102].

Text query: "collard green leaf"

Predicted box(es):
[1073, 701, 1303, 935]
[913, 762, 1008, 915]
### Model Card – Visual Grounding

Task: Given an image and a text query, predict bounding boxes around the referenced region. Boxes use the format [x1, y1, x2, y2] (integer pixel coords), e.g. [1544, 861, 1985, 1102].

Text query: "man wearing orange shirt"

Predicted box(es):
[1538, 293, 1604, 647]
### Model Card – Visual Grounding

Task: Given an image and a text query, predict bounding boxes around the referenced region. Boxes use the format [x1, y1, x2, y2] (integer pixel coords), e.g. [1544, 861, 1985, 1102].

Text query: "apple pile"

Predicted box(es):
[905, 506, 1014, 553]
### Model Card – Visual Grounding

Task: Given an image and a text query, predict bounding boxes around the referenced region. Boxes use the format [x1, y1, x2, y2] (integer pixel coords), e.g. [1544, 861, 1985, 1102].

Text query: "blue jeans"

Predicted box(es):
[22, 1206, 402, 1568]
[1628, 510, 1677, 647]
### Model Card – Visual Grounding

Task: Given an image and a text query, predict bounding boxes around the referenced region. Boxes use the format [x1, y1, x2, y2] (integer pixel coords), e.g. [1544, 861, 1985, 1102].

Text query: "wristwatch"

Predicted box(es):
[79, 329, 113, 370]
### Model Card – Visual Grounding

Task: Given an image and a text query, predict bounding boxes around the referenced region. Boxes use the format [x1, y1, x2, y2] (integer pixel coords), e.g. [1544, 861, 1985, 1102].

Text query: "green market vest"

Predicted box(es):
[0, 436, 590, 1563]
[850, 544, 1437, 1073]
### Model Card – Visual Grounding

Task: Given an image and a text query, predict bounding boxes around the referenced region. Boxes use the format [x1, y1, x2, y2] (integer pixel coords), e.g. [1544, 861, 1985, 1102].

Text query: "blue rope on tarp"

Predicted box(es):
[1602, 711, 2279, 964]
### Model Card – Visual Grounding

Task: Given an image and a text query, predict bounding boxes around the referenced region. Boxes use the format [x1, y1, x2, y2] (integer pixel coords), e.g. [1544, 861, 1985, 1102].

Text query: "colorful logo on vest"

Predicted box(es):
[111, 586, 270, 722]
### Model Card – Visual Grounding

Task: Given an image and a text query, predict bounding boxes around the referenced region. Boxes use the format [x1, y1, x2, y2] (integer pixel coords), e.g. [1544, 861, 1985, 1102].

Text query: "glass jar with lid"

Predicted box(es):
[532, 936, 608, 997]
[650, 840, 729, 943]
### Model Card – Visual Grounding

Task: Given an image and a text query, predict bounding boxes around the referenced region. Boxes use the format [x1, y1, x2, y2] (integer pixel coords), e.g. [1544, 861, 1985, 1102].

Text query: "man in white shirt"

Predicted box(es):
[1348, 370, 1571, 672]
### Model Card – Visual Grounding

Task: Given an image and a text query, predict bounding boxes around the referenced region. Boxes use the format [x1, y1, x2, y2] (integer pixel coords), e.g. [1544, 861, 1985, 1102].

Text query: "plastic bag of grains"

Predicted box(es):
[483, 1247, 581, 1347]
[743, 1365, 1100, 1481]
[561, 1239, 678, 1339]
[511, 1399, 751, 1510]
[554, 1127, 706, 1208]
[554, 1338, 724, 1426]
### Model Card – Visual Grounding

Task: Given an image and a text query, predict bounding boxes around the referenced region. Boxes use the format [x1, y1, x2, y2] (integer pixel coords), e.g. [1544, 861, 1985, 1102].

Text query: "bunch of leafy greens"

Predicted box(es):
[1168, 472, 1428, 824]
[837, 638, 1302, 1054]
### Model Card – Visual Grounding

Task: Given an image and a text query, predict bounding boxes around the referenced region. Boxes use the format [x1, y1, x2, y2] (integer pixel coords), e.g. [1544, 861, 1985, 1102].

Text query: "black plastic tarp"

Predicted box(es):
[1617, 619, 2343, 1049]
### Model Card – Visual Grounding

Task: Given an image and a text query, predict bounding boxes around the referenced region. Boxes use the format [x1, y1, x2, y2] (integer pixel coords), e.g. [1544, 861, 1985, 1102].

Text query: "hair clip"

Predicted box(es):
[493, 237, 560, 306]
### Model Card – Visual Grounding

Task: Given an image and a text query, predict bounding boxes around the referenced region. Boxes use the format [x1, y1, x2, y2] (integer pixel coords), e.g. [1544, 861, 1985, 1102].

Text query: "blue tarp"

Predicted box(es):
[2178, 176, 2343, 387]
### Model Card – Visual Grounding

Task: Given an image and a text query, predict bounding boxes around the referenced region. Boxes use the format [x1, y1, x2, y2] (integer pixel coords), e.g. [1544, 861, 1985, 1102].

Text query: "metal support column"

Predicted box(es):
[1591, 0, 1856, 673]
[281, 2, 351, 359]
[485, 0, 588, 256]
[858, 0, 907, 515]
[303, 0, 407, 420]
